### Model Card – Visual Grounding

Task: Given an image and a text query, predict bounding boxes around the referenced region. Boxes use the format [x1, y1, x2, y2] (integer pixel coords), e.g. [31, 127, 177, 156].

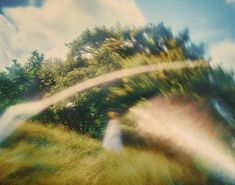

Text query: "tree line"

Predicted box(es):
[0, 23, 234, 137]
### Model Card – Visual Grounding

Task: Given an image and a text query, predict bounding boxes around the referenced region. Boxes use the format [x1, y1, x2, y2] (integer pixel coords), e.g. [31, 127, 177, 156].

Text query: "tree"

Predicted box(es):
[177, 28, 205, 60]
[25, 50, 44, 77]
[0, 60, 28, 112]
[24, 50, 44, 97]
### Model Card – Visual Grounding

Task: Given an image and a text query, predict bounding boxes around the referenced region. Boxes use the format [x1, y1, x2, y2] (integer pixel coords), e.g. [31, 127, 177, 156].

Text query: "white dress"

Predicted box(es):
[102, 119, 123, 151]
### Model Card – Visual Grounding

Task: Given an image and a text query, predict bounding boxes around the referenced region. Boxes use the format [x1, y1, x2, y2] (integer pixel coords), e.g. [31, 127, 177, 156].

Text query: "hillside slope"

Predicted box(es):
[0, 121, 208, 185]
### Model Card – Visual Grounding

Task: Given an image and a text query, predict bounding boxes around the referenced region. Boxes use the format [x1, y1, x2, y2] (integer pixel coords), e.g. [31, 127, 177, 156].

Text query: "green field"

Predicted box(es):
[0, 121, 210, 185]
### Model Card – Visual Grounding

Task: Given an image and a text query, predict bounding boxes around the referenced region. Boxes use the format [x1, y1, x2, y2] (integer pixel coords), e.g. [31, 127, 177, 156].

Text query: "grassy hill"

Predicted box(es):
[0, 121, 209, 185]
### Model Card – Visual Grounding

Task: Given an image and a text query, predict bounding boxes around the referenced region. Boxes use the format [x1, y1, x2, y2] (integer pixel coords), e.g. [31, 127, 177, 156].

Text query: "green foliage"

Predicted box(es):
[0, 23, 234, 138]
[24, 50, 44, 95]
[108, 55, 211, 113]
[39, 58, 64, 93]
[47, 88, 109, 138]
[25, 51, 44, 77]
[0, 51, 44, 113]
[0, 23, 234, 184]
[210, 67, 235, 112]
[0, 60, 28, 112]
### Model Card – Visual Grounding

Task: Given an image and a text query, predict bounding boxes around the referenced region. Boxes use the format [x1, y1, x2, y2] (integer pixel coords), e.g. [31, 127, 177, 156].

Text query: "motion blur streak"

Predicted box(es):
[131, 98, 235, 181]
[0, 61, 206, 142]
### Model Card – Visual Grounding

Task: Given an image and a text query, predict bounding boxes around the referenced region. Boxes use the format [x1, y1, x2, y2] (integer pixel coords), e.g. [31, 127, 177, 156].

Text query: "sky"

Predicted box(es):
[136, 0, 235, 70]
[0, 0, 234, 70]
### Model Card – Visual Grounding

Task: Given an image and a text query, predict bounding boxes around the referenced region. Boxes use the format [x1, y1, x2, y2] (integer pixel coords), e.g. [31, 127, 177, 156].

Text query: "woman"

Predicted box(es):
[102, 112, 123, 151]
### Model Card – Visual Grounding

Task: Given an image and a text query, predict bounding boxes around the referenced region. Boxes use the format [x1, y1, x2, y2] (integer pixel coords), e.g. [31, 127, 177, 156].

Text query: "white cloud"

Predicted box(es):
[209, 40, 235, 71]
[225, 0, 235, 4]
[225, 0, 235, 9]
[0, 0, 146, 69]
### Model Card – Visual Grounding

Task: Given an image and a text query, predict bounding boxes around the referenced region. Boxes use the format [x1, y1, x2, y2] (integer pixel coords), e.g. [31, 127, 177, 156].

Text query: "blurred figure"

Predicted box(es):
[102, 112, 123, 151]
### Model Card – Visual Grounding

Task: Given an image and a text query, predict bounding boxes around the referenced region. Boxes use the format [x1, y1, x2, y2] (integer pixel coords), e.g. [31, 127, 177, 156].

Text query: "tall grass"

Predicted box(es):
[0, 122, 207, 185]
